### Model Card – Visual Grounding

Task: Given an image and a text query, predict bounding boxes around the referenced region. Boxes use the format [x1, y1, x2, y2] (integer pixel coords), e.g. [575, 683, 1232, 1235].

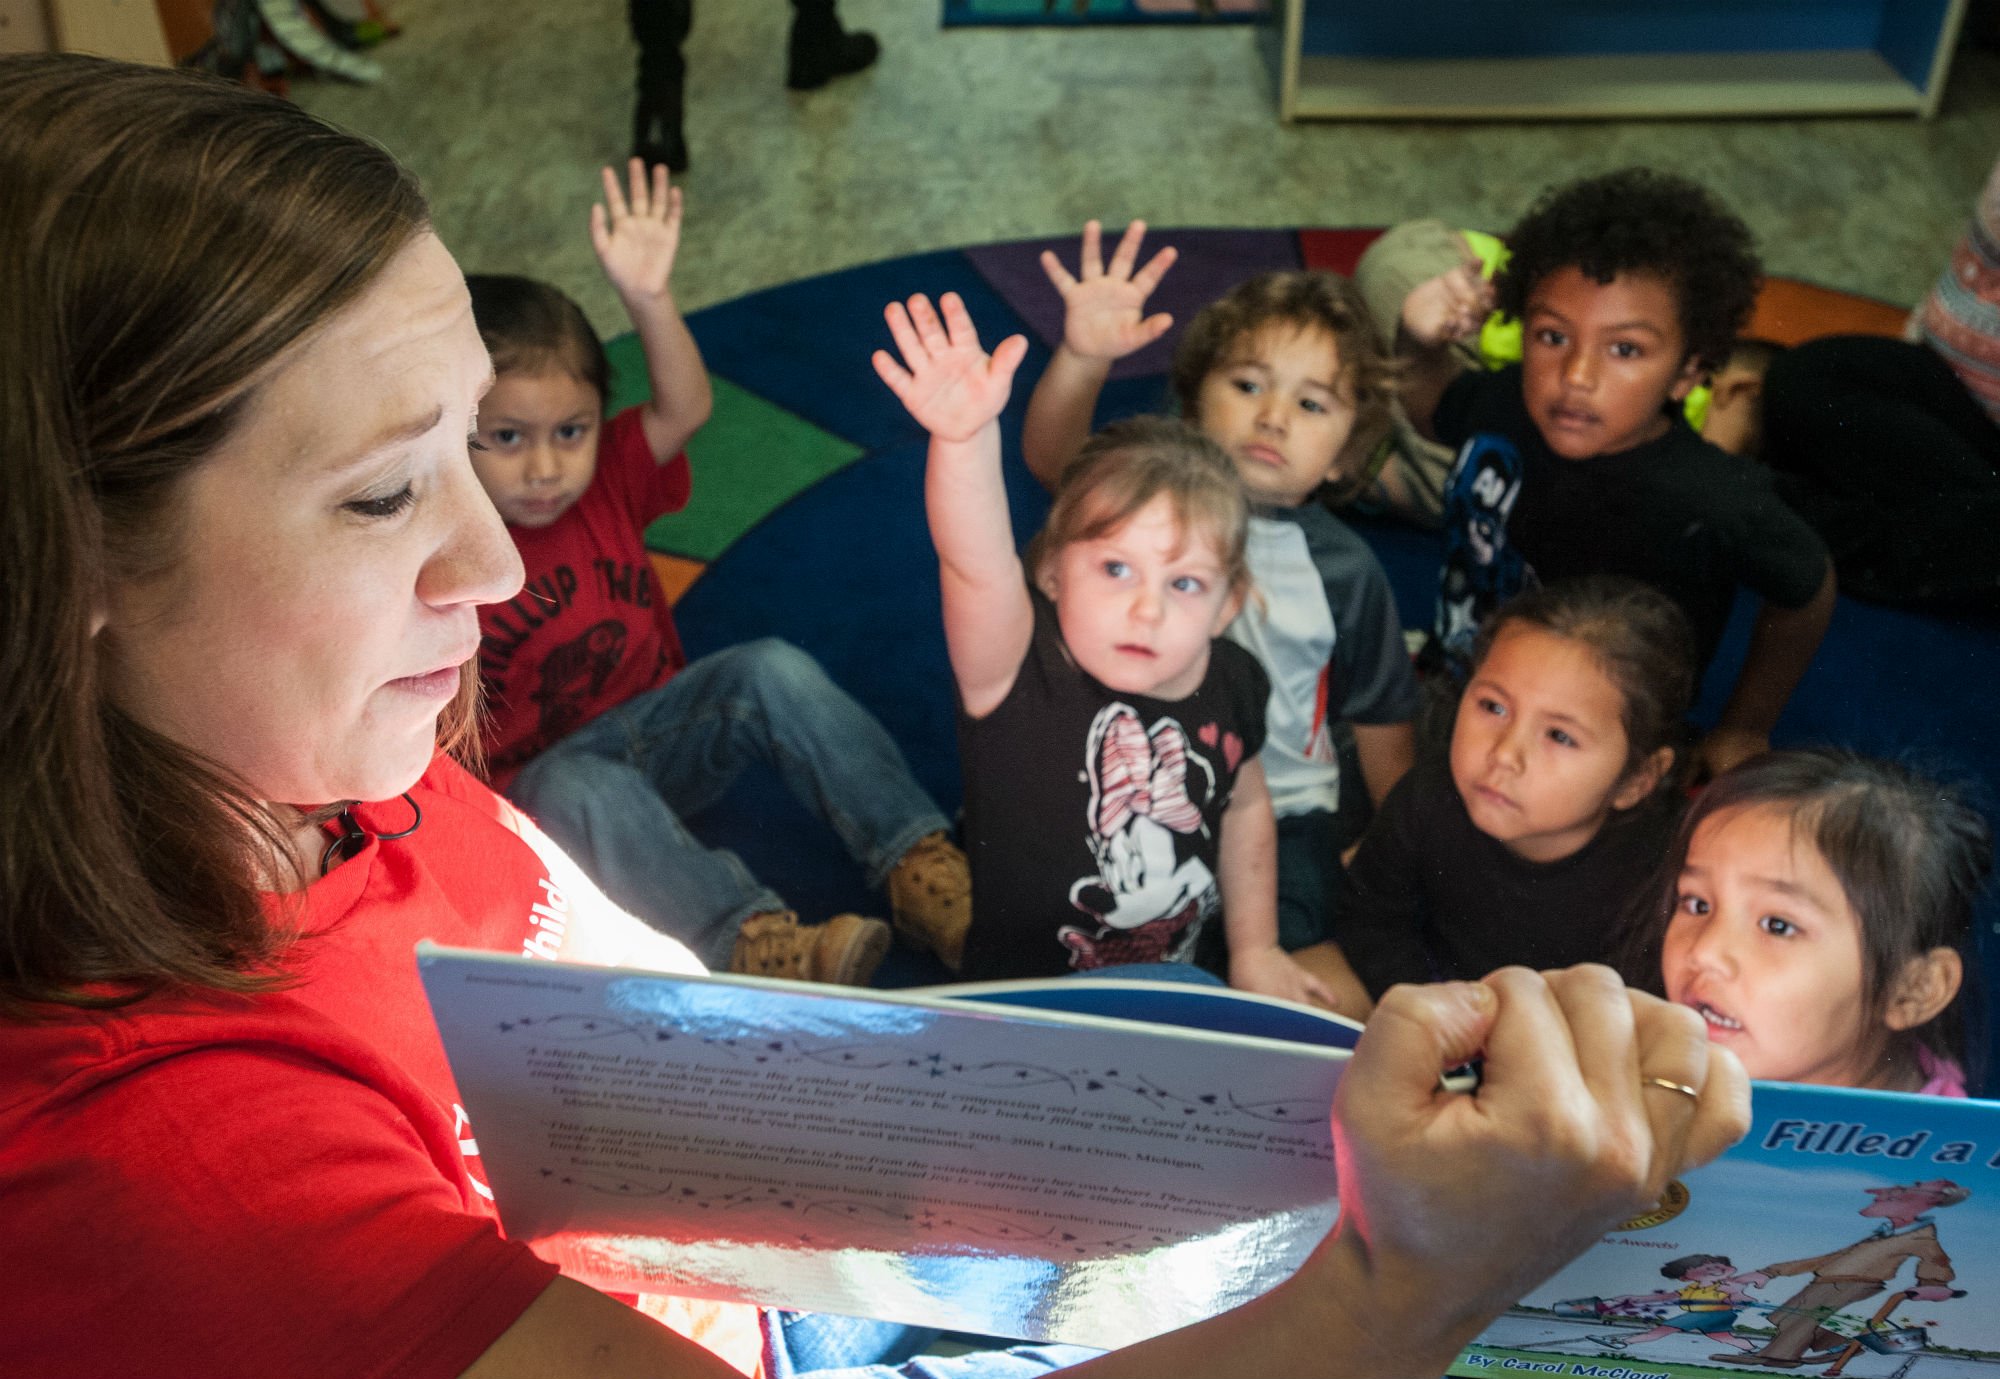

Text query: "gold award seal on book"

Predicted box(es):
[1615, 1179, 1690, 1232]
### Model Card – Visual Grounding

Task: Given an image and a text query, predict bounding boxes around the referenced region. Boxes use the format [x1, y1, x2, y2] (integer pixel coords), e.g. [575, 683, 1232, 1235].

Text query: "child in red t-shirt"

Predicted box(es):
[469, 161, 968, 984]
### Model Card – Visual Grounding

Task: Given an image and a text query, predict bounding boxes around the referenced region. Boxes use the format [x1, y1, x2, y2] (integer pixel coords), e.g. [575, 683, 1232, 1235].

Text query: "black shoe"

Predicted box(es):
[631, 108, 688, 174]
[786, 27, 878, 91]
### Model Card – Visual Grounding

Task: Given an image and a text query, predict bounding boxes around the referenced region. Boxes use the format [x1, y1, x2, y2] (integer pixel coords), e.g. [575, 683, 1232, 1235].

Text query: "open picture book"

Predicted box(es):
[420, 944, 2000, 1369]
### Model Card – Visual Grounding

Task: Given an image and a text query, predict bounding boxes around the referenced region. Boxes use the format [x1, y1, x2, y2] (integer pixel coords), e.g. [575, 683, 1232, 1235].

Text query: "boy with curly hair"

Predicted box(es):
[1394, 168, 1835, 779]
[1021, 224, 1419, 1011]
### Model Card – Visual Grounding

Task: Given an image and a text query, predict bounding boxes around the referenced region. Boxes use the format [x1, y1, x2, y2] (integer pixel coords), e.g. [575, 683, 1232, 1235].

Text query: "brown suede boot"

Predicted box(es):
[886, 832, 971, 973]
[729, 911, 889, 986]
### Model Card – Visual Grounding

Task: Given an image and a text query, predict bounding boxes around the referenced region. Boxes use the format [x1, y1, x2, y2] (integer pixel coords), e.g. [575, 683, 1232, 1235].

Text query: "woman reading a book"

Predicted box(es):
[0, 53, 1748, 1379]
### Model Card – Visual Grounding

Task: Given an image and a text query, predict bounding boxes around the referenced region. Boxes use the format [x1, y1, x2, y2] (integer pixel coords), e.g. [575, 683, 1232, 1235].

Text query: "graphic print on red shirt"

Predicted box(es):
[478, 406, 692, 789]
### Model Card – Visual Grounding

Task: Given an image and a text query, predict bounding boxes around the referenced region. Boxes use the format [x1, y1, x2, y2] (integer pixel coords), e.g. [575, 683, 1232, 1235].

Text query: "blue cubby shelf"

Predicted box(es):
[1264, 0, 1967, 120]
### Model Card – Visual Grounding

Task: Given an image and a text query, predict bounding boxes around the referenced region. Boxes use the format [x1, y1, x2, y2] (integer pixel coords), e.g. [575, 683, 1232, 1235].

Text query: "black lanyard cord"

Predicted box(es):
[319, 792, 423, 875]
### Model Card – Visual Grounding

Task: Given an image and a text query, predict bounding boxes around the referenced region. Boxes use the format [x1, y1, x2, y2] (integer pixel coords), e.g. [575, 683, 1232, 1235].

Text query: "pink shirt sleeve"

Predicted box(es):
[1916, 1045, 1968, 1098]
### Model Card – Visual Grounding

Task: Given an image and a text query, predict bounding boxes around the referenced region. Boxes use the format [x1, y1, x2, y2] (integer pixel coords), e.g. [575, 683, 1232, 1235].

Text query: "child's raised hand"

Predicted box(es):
[1040, 219, 1178, 364]
[872, 292, 1028, 444]
[590, 158, 684, 304]
[1230, 943, 1339, 1012]
[1401, 258, 1493, 349]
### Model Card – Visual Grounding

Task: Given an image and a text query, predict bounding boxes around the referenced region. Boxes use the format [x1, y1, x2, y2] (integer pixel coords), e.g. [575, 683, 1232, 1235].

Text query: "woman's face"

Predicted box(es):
[98, 232, 522, 807]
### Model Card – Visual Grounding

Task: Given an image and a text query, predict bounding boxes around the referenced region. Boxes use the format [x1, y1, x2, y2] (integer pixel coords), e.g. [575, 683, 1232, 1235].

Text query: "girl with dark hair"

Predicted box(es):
[1636, 749, 1990, 1093]
[1339, 577, 1697, 1007]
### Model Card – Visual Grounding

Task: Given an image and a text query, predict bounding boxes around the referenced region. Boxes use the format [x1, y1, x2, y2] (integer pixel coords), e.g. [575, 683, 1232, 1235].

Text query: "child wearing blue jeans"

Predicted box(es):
[470, 162, 968, 984]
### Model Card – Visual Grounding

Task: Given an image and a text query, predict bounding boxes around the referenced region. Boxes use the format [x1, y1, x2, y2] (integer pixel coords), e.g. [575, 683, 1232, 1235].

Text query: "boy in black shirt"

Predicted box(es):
[1397, 168, 1835, 780]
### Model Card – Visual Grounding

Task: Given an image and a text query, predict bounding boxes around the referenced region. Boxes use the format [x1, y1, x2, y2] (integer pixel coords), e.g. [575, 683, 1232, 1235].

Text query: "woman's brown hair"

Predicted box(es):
[0, 54, 460, 1015]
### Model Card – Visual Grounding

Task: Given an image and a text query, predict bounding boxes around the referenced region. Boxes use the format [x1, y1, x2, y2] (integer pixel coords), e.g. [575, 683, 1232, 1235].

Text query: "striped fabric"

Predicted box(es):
[1918, 156, 2000, 422]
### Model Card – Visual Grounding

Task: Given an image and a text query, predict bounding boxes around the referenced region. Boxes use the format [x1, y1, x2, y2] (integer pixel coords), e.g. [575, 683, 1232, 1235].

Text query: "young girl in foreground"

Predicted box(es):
[1633, 749, 1990, 1094]
[873, 291, 1330, 1005]
[1339, 577, 1695, 1008]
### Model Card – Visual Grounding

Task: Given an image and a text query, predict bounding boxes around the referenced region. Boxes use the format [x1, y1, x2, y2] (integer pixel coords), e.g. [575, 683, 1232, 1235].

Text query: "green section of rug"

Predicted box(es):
[605, 333, 865, 564]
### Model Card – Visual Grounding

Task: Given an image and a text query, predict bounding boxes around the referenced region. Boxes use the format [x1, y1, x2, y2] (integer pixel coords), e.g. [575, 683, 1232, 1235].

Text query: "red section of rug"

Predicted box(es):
[1298, 227, 1386, 278]
[1301, 226, 1908, 345]
[1747, 278, 1908, 347]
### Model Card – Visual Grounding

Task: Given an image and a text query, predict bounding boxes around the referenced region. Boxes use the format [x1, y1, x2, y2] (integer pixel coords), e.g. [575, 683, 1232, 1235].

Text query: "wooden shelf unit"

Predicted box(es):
[1264, 0, 1969, 120]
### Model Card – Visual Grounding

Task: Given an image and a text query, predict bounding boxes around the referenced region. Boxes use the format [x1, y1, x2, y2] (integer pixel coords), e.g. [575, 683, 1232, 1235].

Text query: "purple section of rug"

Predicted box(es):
[964, 227, 1301, 381]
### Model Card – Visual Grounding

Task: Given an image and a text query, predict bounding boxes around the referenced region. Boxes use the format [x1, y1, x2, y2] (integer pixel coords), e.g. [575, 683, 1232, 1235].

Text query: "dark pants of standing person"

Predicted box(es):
[1760, 333, 2000, 610]
[629, 0, 876, 173]
[629, 0, 693, 166]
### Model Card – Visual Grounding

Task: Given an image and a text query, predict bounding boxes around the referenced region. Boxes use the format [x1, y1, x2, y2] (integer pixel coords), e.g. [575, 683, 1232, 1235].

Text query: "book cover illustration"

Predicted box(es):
[1452, 1082, 2000, 1378]
[419, 947, 1356, 1347]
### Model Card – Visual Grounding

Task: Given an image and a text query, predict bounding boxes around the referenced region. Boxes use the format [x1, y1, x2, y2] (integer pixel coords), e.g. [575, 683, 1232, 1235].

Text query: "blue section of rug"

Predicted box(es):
[690, 249, 1008, 456]
[672, 239, 2000, 1071]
